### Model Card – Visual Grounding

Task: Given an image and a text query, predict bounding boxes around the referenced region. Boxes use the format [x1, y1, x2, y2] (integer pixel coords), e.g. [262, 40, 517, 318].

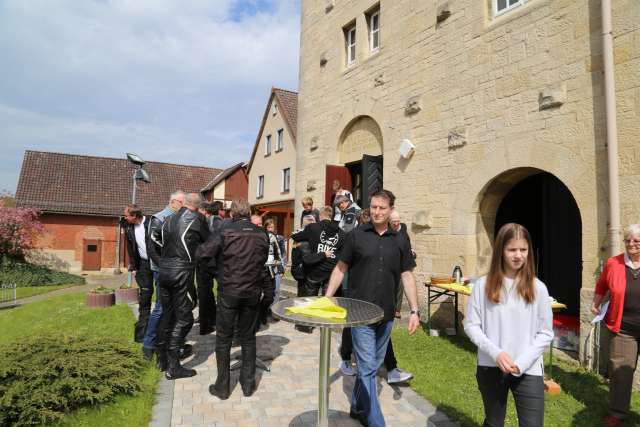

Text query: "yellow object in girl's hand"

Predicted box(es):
[286, 297, 347, 320]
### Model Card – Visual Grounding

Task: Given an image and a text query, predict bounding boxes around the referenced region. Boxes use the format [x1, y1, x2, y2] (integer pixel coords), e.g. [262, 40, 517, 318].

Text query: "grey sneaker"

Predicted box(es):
[387, 368, 413, 384]
[339, 360, 356, 376]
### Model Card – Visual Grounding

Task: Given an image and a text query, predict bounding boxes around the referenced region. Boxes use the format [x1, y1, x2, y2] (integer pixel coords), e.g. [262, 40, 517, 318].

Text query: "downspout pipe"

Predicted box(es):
[602, 0, 622, 256]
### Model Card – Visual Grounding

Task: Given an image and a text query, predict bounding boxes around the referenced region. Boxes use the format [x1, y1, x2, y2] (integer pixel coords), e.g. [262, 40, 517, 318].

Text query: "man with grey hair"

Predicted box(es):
[142, 190, 185, 362]
[196, 198, 270, 399]
[156, 192, 210, 380]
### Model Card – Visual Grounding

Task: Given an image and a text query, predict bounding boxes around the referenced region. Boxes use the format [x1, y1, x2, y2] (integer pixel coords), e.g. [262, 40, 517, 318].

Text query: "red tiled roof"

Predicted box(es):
[274, 88, 298, 139]
[200, 162, 246, 192]
[15, 151, 222, 217]
[247, 87, 298, 173]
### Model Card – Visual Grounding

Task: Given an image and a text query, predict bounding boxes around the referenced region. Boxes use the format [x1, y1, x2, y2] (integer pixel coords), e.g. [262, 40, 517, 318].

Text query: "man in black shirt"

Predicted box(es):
[292, 206, 344, 294]
[292, 205, 344, 332]
[325, 190, 420, 427]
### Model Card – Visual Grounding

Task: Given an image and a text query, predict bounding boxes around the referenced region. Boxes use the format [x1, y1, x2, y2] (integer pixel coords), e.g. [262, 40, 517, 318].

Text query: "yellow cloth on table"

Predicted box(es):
[286, 297, 347, 320]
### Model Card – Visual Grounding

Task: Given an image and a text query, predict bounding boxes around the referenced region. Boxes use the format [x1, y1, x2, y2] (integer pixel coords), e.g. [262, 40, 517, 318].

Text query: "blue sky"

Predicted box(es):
[0, 0, 300, 192]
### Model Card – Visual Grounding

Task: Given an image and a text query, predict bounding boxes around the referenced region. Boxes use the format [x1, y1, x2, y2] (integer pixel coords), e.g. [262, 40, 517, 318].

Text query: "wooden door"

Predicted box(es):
[361, 154, 383, 208]
[83, 239, 102, 271]
[325, 165, 353, 206]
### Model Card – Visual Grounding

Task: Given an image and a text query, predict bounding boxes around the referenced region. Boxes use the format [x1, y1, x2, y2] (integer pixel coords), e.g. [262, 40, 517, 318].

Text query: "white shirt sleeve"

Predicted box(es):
[512, 282, 554, 375]
[463, 279, 503, 361]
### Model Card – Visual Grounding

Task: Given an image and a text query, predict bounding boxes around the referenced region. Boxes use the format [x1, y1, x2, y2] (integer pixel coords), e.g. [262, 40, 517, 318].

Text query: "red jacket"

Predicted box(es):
[595, 254, 629, 333]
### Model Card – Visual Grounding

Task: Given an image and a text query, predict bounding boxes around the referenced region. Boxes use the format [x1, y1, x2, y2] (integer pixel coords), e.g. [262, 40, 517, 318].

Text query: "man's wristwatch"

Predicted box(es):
[410, 309, 420, 317]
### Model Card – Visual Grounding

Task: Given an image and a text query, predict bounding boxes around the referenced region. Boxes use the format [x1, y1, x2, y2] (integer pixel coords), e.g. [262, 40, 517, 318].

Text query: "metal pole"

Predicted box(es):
[132, 169, 138, 204]
[318, 327, 331, 427]
[128, 169, 137, 286]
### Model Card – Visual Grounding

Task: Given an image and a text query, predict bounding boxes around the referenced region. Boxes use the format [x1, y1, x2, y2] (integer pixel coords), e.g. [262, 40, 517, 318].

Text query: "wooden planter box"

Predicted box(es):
[86, 292, 115, 308]
[115, 287, 139, 305]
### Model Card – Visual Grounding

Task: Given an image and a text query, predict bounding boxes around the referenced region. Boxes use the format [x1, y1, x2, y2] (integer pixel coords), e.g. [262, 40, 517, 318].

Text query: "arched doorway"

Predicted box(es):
[326, 116, 383, 208]
[494, 172, 582, 315]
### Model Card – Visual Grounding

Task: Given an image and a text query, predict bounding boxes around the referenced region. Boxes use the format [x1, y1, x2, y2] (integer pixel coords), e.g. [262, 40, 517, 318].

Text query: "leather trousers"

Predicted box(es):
[156, 266, 195, 352]
[196, 266, 216, 333]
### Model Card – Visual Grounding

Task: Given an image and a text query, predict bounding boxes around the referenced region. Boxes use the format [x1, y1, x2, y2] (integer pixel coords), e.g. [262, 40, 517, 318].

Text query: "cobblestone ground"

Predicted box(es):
[151, 311, 458, 427]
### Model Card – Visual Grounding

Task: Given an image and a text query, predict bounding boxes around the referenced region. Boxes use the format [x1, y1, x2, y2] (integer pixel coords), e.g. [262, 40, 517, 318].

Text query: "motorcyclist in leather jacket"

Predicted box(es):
[196, 199, 269, 399]
[156, 193, 210, 380]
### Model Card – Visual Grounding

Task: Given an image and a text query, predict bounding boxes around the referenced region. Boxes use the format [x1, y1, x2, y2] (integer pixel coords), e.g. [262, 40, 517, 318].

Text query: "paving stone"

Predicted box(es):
[147, 302, 459, 426]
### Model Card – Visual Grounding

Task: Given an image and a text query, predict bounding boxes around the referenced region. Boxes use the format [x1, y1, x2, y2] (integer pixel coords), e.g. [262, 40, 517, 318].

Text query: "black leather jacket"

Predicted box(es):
[159, 207, 210, 269]
[196, 217, 269, 298]
[124, 216, 153, 271]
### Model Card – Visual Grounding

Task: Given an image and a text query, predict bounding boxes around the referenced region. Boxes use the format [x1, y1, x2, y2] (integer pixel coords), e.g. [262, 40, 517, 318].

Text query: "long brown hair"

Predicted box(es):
[486, 223, 536, 304]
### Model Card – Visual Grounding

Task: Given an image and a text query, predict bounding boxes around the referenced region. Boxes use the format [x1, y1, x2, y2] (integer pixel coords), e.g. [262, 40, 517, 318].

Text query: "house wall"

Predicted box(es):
[34, 214, 119, 273]
[225, 168, 249, 200]
[297, 0, 640, 359]
[213, 182, 226, 201]
[248, 99, 297, 205]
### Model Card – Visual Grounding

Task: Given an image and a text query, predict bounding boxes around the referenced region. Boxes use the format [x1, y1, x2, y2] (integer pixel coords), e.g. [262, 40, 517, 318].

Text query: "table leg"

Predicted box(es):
[318, 327, 331, 427]
[454, 292, 459, 335]
[548, 339, 554, 378]
[426, 285, 432, 330]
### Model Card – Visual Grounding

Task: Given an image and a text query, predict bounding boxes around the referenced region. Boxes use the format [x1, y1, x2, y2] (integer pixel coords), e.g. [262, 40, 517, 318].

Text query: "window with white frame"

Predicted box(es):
[368, 9, 380, 52]
[494, 0, 526, 16]
[276, 128, 284, 152]
[281, 168, 290, 193]
[264, 134, 271, 156]
[257, 175, 264, 198]
[345, 24, 356, 65]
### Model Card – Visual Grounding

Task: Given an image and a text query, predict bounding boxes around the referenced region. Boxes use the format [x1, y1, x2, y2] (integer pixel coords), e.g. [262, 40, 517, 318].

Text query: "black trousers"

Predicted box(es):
[213, 293, 261, 395]
[156, 267, 195, 352]
[339, 327, 399, 371]
[134, 259, 154, 342]
[476, 366, 544, 427]
[299, 276, 328, 297]
[196, 266, 216, 333]
[259, 272, 276, 323]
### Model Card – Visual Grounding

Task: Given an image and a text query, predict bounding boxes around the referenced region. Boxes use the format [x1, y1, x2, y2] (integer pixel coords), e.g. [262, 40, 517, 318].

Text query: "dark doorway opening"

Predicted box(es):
[495, 172, 582, 315]
[346, 155, 383, 209]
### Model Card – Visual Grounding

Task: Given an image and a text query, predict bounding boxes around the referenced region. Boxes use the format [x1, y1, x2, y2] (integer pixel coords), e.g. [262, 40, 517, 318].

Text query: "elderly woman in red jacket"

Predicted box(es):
[591, 224, 640, 427]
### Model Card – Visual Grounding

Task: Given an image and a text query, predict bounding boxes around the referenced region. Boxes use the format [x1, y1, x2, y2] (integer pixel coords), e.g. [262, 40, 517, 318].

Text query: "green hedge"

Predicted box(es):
[0, 258, 84, 287]
[0, 335, 146, 426]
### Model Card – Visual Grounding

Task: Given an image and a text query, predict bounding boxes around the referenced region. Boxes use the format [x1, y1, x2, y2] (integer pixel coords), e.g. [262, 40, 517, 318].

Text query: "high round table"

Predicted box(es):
[272, 297, 384, 427]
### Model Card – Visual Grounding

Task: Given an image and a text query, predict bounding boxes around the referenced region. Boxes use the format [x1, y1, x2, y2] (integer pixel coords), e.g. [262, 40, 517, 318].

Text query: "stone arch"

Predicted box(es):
[337, 115, 383, 164]
[451, 140, 595, 279]
[326, 95, 393, 164]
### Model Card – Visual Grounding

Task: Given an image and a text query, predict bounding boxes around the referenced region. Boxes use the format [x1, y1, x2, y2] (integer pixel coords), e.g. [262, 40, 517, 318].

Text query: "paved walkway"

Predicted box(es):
[149, 286, 459, 427]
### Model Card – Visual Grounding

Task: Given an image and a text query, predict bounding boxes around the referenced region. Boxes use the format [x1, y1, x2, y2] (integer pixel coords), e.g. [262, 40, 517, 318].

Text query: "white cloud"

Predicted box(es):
[0, 0, 300, 191]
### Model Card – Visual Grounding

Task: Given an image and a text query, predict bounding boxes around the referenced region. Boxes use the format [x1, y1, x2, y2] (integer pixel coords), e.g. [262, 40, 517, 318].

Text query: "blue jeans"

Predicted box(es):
[350, 320, 394, 427]
[142, 272, 162, 349]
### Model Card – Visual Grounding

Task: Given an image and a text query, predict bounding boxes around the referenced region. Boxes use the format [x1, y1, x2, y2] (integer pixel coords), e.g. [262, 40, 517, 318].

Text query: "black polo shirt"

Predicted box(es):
[339, 222, 416, 321]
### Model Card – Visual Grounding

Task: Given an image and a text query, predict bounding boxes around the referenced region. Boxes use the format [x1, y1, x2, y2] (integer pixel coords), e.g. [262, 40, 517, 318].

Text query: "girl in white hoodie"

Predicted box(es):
[464, 223, 553, 427]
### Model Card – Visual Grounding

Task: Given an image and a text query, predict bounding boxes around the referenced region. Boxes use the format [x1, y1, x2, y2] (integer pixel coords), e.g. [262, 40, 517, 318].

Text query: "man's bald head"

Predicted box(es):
[389, 209, 401, 231]
[184, 193, 202, 210]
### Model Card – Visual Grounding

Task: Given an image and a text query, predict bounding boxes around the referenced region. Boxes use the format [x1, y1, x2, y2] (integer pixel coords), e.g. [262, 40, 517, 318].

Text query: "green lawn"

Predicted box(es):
[14, 283, 79, 299]
[392, 327, 640, 427]
[0, 293, 159, 427]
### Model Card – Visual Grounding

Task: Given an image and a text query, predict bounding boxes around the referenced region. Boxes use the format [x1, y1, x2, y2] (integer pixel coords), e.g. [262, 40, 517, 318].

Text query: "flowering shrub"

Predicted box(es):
[0, 206, 45, 260]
